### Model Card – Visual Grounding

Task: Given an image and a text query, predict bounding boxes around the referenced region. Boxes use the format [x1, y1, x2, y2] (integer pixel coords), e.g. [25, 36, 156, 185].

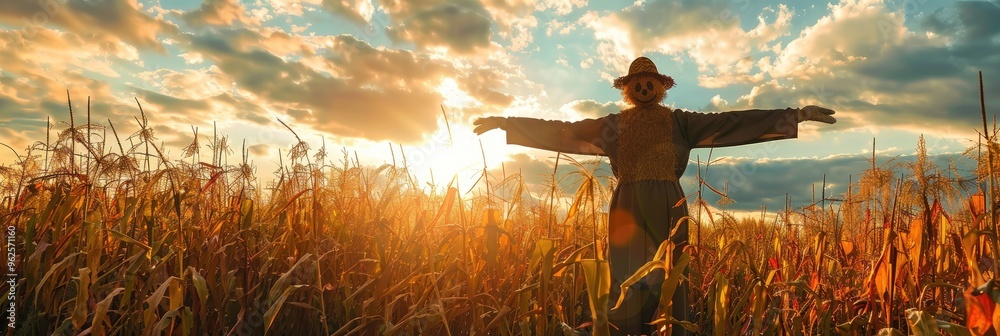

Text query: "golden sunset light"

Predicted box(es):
[1, 0, 999, 334]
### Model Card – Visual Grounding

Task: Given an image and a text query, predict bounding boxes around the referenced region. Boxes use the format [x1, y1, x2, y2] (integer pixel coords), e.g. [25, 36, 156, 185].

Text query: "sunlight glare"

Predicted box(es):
[435, 78, 479, 108]
[408, 118, 511, 191]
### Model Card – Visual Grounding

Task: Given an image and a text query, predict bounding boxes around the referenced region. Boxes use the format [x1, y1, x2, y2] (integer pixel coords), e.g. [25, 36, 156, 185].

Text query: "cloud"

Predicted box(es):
[689, 151, 977, 213]
[265, 0, 314, 16]
[248, 144, 270, 156]
[769, 0, 910, 79]
[505, 15, 537, 51]
[538, 0, 586, 15]
[0, 24, 276, 159]
[717, 0, 1000, 139]
[131, 85, 273, 127]
[321, 0, 375, 24]
[921, 1, 1000, 63]
[546, 18, 577, 36]
[177, 29, 516, 143]
[378, 0, 546, 55]
[187, 31, 428, 142]
[489, 152, 614, 196]
[486, 145, 978, 216]
[134, 88, 212, 114]
[182, 0, 261, 27]
[0, 26, 164, 154]
[0, 77, 169, 157]
[0, 92, 52, 150]
[131, 67, 276, 129]
[135, 67, 232, 100]
[493, 152, 556, 189]
[385, 2, 493, 55]
[560, 100, 621, 118]
[211, 93, 273, 125]
[263, 0, 374, 23]
[702, 95, 730, 112]
[0, 25, 149, 79]
[0, 0, 177, 52]
[849, 45, 960, 83]
[0, 1, 572, 174]
[925, 0, 1000, 41]
[582, 0, 793, 82]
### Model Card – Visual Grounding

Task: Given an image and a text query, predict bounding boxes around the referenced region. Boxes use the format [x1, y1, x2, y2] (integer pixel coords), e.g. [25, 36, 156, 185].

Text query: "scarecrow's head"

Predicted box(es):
[613, 57, 675, 107]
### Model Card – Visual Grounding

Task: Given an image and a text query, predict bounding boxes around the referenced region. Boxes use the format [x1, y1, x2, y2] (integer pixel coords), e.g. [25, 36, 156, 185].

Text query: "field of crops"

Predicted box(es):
[3, 99, 1000, 335]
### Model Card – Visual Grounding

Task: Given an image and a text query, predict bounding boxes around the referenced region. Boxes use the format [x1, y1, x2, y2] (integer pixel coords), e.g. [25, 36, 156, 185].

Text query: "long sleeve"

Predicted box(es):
[505, 116, 612, 156]
[674, 108, 798, 148]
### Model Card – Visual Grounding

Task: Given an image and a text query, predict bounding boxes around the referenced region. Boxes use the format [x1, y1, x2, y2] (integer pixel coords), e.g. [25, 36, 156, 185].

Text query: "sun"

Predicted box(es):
[407, 120, 511, 191]
[435, 78, 478, 108]
[401, 78, 515, 191]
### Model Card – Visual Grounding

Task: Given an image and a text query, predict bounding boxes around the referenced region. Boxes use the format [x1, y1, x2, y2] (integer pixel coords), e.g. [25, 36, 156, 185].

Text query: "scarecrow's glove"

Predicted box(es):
[797, 105, 837, 124]
[473, 116, 508, 135]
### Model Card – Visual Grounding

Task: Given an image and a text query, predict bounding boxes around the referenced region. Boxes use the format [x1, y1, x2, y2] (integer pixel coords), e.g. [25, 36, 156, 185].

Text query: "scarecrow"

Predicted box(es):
[473, 56, 836, 335]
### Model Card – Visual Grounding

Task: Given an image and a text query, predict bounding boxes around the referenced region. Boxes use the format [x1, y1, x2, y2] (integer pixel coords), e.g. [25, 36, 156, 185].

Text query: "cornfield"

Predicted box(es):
[3, 95, 1000, 336]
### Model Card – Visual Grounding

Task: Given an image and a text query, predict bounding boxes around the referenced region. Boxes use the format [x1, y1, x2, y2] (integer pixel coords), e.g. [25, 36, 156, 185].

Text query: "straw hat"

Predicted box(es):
[612, 57, 675, 90]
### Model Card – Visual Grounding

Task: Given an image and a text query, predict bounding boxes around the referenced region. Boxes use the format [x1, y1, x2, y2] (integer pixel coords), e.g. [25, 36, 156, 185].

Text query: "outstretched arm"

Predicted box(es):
[473, 116, 611, 156]
[678, 106, 834, 148]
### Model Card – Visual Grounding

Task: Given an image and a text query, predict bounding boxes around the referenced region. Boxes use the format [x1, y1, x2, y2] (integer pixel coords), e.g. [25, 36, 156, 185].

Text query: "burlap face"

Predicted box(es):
[616, 104, 678, 183]
[621, 74, 666, 106]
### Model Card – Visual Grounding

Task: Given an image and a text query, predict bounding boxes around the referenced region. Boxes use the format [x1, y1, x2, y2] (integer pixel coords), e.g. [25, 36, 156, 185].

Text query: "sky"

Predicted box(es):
[0, 0, 998, 214]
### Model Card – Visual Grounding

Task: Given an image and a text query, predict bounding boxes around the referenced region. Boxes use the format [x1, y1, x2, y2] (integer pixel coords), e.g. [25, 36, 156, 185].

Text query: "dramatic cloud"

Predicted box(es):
[182, 0, 261, 27]
[176, 29, 516, 142]
[322, 0, 376, 24]
[489, 152, 614, 196]
[248, 144, 271, 156]
[131, 87, 272, 127]
[487, 144, 981, 215]
[582, 0, 793, 82]
[182, 30, 436, 142]
[710, 0, 1000, 139]
[0, 27, 142, 78]
[0, 27, 162, 152]
[378, 0, 550, 55]
[923, 0, 1000, 42]
[383, 1, 494, 55]
[0, 75, 176, 158]
[135, 67, 232, 100]
[574, 0, 999, 145]
[560, 100, 621, 119]
[0, 0, 177, 52]
[265, 0, 374, 23]
[691, 152, 978, 213]
[538, 0, 586, 15]
[0, 0, 532, 159]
